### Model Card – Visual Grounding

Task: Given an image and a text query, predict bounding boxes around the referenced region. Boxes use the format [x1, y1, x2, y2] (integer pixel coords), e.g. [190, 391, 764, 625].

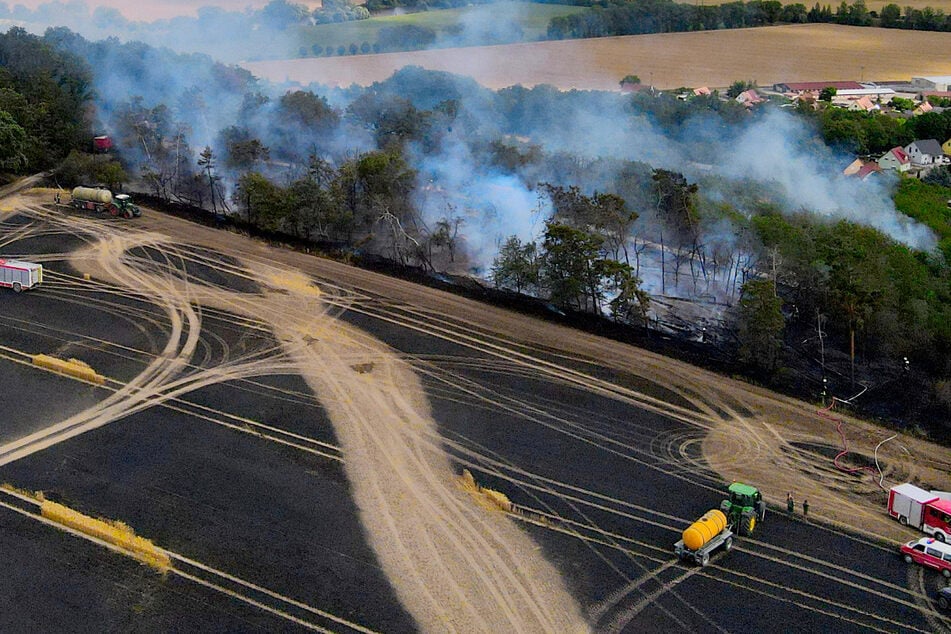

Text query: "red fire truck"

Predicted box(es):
[888, 483, 951, 542]
[0, 259, 42, 292]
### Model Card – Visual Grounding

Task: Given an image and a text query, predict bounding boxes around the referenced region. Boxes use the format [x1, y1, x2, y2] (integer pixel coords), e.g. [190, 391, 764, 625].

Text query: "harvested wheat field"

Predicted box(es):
[244, 24, 951, 91]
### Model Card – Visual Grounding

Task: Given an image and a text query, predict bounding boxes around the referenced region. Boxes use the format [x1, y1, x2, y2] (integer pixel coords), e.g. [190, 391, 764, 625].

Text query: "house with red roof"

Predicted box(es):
[735, 89, 764, 107]
[878, 146, 911, 172]
[847, 96, 878, 112]
[843, 158, 883, 180]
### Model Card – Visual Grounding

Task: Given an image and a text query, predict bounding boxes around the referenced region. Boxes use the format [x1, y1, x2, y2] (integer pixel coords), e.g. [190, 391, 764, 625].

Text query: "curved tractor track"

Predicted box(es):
[1, 194, 587, 634]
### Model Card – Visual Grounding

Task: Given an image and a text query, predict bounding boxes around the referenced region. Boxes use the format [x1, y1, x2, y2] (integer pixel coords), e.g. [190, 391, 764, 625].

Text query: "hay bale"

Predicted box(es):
[32, 354, 105, 385]
[40, 500, 170, 572]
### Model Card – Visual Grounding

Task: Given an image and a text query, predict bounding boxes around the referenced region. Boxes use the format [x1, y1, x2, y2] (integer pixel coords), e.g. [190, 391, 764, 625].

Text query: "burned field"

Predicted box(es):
[1, 195, 950, 632]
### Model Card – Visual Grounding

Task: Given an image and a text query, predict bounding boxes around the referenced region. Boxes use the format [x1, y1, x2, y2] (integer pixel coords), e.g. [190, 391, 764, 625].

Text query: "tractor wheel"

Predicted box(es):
[723, 536, 734, 552]
[943, 568, 950, 579]
[739, 512, 756, 537]
[124, 209, 133, 219]
[12, 282, 21, 293]
[904, 554, 913, 564]
[757, 500, 767, 522]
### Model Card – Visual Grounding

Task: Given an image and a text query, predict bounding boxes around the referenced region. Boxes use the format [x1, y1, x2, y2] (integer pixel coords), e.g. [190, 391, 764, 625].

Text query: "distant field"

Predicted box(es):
[244, 24, 951, 91]
[252, 4, 586, 59]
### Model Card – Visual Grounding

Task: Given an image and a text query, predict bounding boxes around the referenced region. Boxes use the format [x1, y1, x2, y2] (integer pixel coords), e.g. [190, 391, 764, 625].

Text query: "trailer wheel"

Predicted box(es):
[723, 536, 733, 552]
[899, 515, 908, 525]
[943, 568, 951, 579]
[939, 596, 949, 610]
[12, 282, 21, 293]
[700, 552, 710, 567]
[904, 554, 913, 564]
[935, 532, 946, 543]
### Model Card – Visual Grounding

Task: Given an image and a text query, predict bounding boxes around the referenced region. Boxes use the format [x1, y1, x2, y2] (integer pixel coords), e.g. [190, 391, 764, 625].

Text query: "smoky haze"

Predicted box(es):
[0, 1, 321, 60]
[34, 21, 939, 301]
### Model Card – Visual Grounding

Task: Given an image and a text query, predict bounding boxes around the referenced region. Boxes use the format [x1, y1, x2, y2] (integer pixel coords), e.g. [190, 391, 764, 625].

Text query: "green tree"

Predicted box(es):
[736, 278, 785, 374]
[819, 86, 837, 101]
[236, 171, 284, 229]
[542, 222, 606, 314]
[0, 110, 27, 171]
[727, 80, 756, 98]
[879, 2, 901, 25]
[604, 259, 650, 327]
[890, 96, 915, 111]
[620, 74, 641, 87]
[94, 160, 127, 192]
[491, 235, 540, 294]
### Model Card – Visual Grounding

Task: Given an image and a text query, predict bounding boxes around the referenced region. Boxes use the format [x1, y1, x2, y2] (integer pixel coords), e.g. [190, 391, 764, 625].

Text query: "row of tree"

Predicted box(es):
[548, 0, 951, 39]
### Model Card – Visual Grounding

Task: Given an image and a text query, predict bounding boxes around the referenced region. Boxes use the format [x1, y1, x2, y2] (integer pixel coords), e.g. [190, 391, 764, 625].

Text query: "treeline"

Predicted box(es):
[0, 28, 91, 173]
[548, 0, 951, 39]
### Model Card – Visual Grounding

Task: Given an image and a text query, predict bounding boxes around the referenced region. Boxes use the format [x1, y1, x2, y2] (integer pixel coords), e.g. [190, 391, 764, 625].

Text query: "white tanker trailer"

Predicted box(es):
[70, 186, 140, 218]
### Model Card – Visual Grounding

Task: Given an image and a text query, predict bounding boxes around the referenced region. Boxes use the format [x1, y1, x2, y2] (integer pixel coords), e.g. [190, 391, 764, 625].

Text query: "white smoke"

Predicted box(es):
[712, 110, 936, 249]
[412, 138, 545, 272]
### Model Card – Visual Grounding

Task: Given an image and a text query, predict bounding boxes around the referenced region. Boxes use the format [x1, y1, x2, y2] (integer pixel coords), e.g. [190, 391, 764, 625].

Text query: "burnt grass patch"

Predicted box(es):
[0, 227, 89, 259]
[0, 507, 304, 633]
[0, 282, 168, 379]
[0, 395, 415, 633]
[127, 244, 259, 294]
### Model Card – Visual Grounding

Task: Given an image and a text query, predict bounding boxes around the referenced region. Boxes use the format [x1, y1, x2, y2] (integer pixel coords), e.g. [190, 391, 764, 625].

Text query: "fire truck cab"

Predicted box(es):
[888, 483, 951, 541]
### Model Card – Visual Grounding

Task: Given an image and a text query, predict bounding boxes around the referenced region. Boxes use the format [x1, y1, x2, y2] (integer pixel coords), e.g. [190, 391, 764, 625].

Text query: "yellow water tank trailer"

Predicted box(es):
[682, 509, 727, 551]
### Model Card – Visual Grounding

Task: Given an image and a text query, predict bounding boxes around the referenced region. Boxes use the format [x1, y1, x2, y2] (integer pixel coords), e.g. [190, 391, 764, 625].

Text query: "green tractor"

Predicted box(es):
[719, 482, 766, 537]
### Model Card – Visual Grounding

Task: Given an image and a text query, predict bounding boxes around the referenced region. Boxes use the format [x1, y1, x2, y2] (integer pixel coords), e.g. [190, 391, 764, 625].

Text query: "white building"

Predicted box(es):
[912, 76, 951, 92]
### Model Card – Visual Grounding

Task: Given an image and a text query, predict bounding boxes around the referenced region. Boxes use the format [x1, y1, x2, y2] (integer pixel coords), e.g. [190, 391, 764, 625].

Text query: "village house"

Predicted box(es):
[878, 146, 911, 172]
[843, 158, 882, 180]
[846, 96, 878, 112]
[904, 139, 948, 166]
[735, 89, 764, 107]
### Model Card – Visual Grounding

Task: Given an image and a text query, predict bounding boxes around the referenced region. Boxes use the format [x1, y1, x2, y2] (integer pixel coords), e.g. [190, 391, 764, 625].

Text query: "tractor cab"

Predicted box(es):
[720, 482, 766, 537]
[113, 194, 141, 218]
